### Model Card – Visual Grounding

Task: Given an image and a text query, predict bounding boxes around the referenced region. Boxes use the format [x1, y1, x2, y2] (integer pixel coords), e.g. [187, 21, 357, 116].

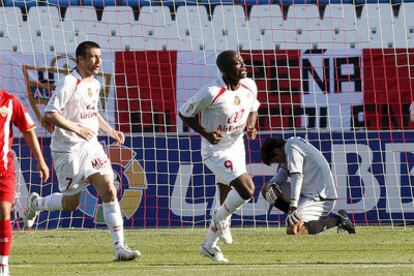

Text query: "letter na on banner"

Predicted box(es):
[170, 142, 414, 219]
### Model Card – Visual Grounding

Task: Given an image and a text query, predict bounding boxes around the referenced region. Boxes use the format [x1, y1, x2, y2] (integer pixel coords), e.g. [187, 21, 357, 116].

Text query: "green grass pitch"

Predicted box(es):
[10, 227, 414, 275]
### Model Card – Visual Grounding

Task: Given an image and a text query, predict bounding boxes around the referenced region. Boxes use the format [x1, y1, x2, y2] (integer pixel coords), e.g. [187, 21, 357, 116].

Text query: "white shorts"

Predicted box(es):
[298, 196, 335, 222]
[52, 141, 113, 196]
[203, 148, 247, 185]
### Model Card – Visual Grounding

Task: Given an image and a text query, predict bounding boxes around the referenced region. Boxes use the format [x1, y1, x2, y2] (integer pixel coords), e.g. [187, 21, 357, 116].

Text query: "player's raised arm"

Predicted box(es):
[22, 129, 49, 182]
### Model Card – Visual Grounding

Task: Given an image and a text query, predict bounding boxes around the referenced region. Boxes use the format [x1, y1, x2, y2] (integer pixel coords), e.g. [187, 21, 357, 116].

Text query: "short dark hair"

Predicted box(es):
[216, 50, 237, 72]
[260, 138, 286, 165]
[75, 41, 100, 61]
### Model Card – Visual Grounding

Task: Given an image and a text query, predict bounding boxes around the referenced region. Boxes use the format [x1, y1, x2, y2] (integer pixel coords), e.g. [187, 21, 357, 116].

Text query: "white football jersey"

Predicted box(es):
[45, 69, 101, 152]
[284, 137, 338, 204]
[179, 77, 260, 158]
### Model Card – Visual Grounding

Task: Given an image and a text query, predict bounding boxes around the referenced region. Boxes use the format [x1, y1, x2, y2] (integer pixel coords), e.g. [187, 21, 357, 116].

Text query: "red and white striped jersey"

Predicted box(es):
[45, 70, 101, 152]
[180, 77, 260, 158]
[0, 90, 35, 174]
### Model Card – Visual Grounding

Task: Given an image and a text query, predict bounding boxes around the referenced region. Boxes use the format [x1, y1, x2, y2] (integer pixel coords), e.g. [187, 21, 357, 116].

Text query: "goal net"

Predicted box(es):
[1, 1, 414, 230]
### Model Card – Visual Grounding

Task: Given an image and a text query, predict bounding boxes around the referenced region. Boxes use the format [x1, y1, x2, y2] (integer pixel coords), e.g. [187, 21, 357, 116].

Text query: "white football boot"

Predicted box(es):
[211, 210, 233, 244]
[23, 192, 40, 229]
[199, 243, 229, 263]
[0, 265, 10, 276]
[113, 245, 141, 261]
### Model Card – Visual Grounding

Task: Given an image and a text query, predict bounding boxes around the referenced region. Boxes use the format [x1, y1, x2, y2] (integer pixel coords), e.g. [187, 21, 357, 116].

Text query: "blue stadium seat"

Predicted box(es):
[198, 0, 234, 5]
[3, 0, 37, 8]
[81, 0, 116, 7]
[313, 0, 353, 4]
[163, 0, 198, 7]
[46, 0, 79, 7]
[121, 0, 152, 8]
[238, 0, 273, 5]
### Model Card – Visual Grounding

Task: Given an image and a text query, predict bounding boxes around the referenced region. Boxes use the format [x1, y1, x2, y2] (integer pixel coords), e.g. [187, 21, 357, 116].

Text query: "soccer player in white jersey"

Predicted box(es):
[260, 137, 356, 235]
[23, 41, 140, 261]
[179, 50, 260, 263]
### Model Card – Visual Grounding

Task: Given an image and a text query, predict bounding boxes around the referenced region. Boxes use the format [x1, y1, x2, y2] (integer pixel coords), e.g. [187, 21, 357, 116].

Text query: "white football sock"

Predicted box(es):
[103, 201, 125, 247]
[215, 189, 248, 220]
[34, 193, 63, 211]
[0, 255, 8, 266]
[203, 227, 219, 248]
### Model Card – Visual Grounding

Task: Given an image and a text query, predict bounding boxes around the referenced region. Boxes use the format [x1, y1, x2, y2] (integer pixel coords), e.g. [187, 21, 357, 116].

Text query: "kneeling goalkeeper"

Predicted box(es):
[260, 137, 356, 235]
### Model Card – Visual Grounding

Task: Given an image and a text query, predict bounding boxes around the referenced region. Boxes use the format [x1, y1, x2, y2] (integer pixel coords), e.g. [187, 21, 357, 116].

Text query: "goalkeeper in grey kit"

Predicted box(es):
[260, 137, 356, 235]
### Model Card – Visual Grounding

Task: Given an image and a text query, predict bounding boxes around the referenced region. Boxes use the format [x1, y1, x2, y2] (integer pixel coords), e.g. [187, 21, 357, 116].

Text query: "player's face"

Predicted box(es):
[224, 53, 247, 82]
[79, 47, 102, 76]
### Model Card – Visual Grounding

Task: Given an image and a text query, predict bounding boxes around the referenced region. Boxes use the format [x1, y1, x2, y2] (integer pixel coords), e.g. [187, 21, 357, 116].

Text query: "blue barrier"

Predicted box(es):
[14, 132, 414, 229]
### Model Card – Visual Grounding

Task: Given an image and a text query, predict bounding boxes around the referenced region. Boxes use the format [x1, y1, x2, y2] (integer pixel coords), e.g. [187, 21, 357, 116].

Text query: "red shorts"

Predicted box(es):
[0, 172, 16, 203]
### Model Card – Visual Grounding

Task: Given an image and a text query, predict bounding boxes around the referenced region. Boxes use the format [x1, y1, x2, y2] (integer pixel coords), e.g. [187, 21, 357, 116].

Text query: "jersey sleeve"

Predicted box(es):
[245, 78, 260, 112]
[12, 96, 35, 133]
[45, 76, 76, 114]
[286, 142, 305, 207]
[179, 86, 213, 117]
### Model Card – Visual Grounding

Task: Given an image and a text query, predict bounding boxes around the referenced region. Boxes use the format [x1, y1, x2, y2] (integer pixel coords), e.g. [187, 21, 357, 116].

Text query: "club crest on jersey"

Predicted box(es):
[0, 105, 8, 117]
[234, 96, 241, 105]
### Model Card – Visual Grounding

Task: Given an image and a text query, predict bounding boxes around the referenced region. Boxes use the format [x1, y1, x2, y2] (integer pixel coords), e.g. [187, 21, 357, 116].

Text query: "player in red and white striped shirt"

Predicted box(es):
[179, 50, 260, 263]
[0, 90, 49, 275]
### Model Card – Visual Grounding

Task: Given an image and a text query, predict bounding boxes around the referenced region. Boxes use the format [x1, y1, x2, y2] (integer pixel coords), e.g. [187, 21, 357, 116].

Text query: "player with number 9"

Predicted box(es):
[179, 50, 260, 263]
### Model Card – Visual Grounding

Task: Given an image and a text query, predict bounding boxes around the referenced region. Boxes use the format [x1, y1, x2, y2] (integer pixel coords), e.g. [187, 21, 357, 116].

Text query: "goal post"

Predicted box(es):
[1, 1, 414, 229]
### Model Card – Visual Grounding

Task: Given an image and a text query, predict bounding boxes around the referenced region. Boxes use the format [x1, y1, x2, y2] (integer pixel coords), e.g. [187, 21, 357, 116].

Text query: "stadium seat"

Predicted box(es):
[121, 0, 152, 8]
[394, 3, 414, 48]
[81, 0, 117, 7]
[175, 5, 211, 41]
[63, 6, 99, 38]
[2, 0, 37, 9]
[322, 4, 359, 49]
[101, 6, 135, 37]
[27, 6, 62, 39]
[138, 6, 173, 38]
[285, 4, 321, 49]
[211, 5, 249, 40]
[0, 37, 13, 52]
[46, 0, 78, 7]
[249, 4, 284, 41]
[358, 4, 395, 48]
[0, 7, 24, 39]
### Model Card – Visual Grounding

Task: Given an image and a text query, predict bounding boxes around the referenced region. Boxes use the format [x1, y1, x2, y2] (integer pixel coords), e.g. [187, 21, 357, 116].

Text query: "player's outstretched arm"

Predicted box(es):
[44, 111, 95, 141]
[96, 113, 125, 145]
[22, 129, 49, 182]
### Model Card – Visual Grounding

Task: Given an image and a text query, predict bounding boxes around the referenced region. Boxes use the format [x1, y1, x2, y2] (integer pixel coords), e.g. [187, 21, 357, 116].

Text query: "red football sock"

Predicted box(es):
[0, 219, 12, 256]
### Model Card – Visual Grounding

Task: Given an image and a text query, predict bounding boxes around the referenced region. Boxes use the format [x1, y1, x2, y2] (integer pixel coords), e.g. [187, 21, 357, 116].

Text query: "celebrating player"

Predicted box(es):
[260, 137, 356, 235]
[0, 90, 49, 276]
[23, 41, 141, 261]
[179, 50, 260, 263]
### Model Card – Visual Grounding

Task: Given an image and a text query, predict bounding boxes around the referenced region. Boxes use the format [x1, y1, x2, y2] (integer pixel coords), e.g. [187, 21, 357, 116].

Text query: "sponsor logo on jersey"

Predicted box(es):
[227, 109, 245, 124]
[234, 96, 240, 105]
[0, 105, 8, 117]
[88, 88, 93, 97]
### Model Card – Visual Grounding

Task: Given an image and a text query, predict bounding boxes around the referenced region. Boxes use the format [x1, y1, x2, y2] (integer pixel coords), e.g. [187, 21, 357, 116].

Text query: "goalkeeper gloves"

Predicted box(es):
[287, 207, 302, 225]
[264, 180, 283, 204]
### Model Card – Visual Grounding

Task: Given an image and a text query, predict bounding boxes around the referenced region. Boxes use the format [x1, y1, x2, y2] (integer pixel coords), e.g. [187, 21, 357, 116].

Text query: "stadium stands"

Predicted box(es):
[1, 1, 413, 52]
